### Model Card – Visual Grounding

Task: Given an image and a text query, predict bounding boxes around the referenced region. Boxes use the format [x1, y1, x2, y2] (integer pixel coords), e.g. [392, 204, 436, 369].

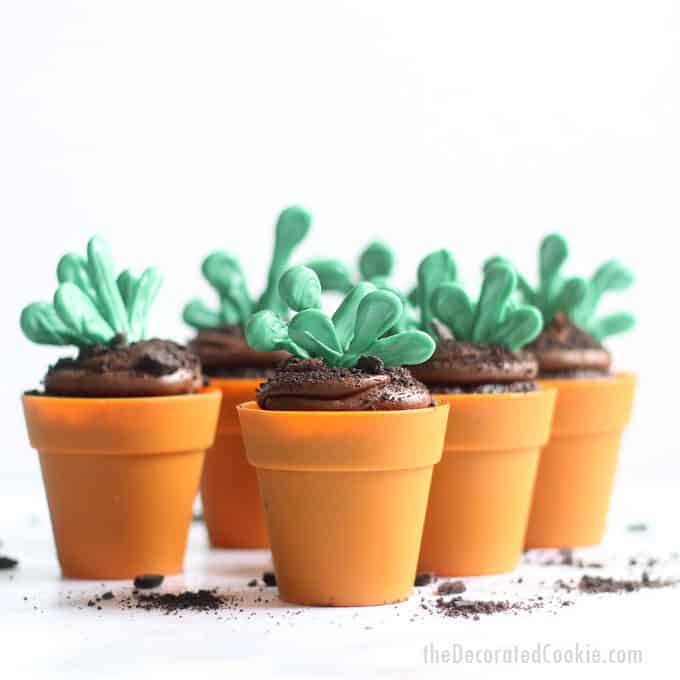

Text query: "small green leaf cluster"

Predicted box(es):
[21, 237, 162, 347]
[489, 234, 635, 340]
[245, 265, 436, 368]
[183, 205, 312, 330]
[485, 234, 587, 325]
[307, 241, 415, 332]
[415, 251, 542, 352]
[571, 261, 635, 340]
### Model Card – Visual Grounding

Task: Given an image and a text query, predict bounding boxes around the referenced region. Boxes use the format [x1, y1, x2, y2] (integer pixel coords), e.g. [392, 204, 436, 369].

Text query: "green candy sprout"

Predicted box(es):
[488, 234, 635, 341]
[570, 261, 635, 340]
[415, 252, 542, 352]
[183, 205, 312, 330]
[485, 234, 587, 326]
[307, 241, 415, 332]
[245, 265, 435, 368]
[20, 237, 162, 347]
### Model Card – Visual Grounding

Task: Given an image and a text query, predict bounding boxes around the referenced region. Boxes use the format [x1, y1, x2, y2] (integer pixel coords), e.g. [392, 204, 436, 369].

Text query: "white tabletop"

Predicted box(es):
[1, 470, 678, 680]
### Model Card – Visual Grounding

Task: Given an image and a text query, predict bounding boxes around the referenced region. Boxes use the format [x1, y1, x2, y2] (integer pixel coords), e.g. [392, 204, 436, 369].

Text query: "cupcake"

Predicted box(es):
[238, 265, 448, 606]
[407, 251, 557, 576]
[492, 234, 637, 548]
[20, 237, 221, 578]
[182, 205, 317, 549]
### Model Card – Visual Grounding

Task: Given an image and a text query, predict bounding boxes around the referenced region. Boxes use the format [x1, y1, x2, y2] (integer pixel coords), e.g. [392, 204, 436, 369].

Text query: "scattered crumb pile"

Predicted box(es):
[558, 572, 678, 594]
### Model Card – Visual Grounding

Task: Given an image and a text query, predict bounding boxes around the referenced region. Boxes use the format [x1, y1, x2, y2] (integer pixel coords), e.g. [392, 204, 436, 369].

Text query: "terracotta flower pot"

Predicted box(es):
[200, 378, 269, 549]
[525, 373, 636, 548]
[238, 401, 449, 606]
[22, 388, 221, 579]
[418, 389, 556, 576]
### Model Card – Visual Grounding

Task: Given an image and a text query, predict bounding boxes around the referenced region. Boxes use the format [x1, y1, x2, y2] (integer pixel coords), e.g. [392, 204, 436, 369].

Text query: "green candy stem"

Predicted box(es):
[416, 249, 458, 338]
[257, 206, 312, 316]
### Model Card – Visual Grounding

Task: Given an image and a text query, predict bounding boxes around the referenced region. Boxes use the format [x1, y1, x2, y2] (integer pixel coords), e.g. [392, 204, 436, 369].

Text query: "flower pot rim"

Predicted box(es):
[238, 401, 449, 471]
[537, 371, 636, 390]
[23, 387, 221, 456]
[22, 385, 221, 405]
[428, 386, 557, 404]
[237, 400, 448, 417]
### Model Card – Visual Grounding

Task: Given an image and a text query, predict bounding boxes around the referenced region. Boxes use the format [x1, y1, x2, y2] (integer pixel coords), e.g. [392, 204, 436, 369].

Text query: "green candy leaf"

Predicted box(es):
[588, 312, 636, 341]
[359, 241, 394, 280]
[202, 251, 252, 324]
[592, 260, 634, 293]
[87, 236, 129, 335]
[54, 282, 115, 344]
[289, 310, 343, 363]
[551, 276, 587, 317]
[331, 281, 376, 347]
[407, 286, 418, 307]
[258, 205, 312, 314]
[417, 249, 458, 336]
[493, 305, 542, 352]
[245, 310, 308, 357]
[202, 252, 248, 298]
[367, 330, 435, 366]
[539, 234, 568, 289]
[306, 258, 354, 293]
[485, 255, 535, 305]
[20, 302, 77, 345]
[117, 269, 138, 309]
[431, 283, 474, 340]
[472, 263, 516, 344]
[183, 299, 222, 330]
[57, 253, 97, 301]
[348, 290, 403, 356]
[278, 265, 322, 312]
[127, 267, 163, 341]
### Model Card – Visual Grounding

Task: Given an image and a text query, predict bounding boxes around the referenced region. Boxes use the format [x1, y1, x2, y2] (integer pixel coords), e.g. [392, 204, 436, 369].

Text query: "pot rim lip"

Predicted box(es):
[205, 376, 265, 388]
[237, 400, 449, 417]
[537, 371, 636, 390]
[21, 385, 221, 405]
[427, 386, 557, 403]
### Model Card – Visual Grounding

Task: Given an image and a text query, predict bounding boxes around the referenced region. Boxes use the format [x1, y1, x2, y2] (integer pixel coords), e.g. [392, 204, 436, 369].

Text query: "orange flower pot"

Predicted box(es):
[22, 388, 221, 579]
[418, 389, 556, 576]
[238, 401, 449, 606]
[200, 378, 269, 548]
[525, 373, 636, 548]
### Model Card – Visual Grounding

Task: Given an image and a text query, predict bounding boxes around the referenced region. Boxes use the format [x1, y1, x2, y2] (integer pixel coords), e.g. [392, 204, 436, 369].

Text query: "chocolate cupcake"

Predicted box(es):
[181, 205, 345, 549]
[183, 205, 314, 377]
[246, 265, 436, 411]
[404, 251, 557, 577]
[20, 236, 220, 579]
[486, 234, 637, 550]
[487, 234, 635, 378]
[238, 265, 448, 606]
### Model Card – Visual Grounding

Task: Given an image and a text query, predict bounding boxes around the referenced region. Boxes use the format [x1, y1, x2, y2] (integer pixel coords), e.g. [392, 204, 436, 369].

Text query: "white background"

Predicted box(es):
[1, 0, 677, 486]
[1, 2, 679, 677]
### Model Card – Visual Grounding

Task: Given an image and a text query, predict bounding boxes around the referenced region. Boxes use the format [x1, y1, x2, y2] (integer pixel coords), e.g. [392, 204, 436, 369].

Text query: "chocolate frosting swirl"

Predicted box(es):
[526, 313, 611, 376]
[409, 339, 537, 388]
[44, 338, 203, 397]
[189, 326, 289, 377]
[256, 357, 432, 411]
